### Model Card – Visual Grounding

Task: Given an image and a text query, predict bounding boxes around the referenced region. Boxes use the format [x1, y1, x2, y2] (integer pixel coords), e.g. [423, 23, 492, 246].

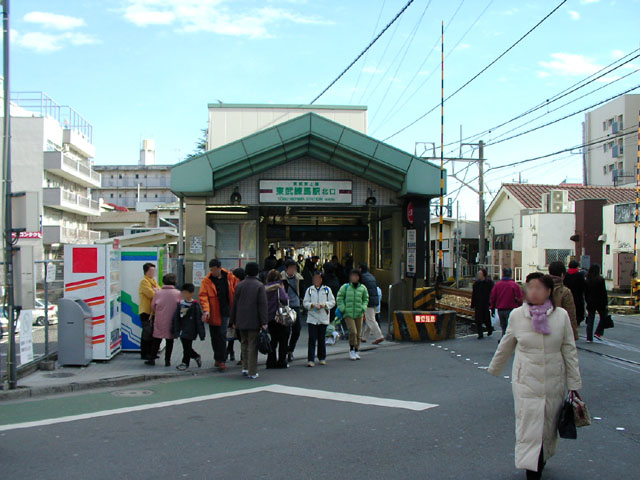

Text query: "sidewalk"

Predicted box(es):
[0, 323, 397, 401]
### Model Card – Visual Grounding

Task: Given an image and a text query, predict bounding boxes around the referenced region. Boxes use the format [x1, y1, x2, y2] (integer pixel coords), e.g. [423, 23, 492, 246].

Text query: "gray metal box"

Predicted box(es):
[58, 298, 93, 366]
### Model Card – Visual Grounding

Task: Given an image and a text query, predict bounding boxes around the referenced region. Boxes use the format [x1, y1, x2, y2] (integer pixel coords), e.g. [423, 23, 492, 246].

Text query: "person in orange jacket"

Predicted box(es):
[198, 259, 238, 371]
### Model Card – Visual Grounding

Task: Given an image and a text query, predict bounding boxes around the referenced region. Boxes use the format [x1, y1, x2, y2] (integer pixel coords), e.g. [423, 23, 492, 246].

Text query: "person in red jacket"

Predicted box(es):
[490, 268, 524, 336]
[198, 259, 239, 371]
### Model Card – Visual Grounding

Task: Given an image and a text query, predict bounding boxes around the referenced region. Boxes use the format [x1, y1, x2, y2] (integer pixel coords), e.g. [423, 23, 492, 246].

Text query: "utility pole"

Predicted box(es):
[478, 140, 486, 266]
[1, 0, 17, 389]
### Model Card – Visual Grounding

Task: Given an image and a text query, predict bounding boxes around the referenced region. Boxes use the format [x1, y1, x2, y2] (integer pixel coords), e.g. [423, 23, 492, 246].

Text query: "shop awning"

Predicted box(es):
[171, 112, 444, 198]
[95, 228, 178, 247]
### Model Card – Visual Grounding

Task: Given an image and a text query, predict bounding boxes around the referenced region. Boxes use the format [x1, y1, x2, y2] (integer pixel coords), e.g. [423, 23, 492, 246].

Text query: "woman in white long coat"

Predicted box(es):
[489, 272, 582, 479]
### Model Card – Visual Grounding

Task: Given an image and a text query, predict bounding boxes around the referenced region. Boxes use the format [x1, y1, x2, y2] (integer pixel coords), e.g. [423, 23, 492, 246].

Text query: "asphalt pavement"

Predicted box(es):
[0, 318, 638, 480]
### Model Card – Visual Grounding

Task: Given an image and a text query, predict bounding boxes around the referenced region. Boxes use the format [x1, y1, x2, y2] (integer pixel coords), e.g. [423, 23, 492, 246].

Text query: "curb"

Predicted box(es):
[0, 342, 400, 402]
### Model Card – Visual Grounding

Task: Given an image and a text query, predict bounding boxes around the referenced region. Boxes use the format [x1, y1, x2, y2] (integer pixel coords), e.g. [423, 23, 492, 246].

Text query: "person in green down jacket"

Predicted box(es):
[337, 269, 369, 361]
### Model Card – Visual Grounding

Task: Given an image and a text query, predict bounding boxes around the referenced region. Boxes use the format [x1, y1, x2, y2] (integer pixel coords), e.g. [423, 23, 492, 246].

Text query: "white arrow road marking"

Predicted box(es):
[0, 384, 438, 432]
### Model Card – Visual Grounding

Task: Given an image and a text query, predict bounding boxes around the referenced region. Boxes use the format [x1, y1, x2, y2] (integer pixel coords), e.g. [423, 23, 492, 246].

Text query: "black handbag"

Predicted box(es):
[558, 396, 577, 439]
[257, 330, 272, 355]
[603, 314, 614, 330]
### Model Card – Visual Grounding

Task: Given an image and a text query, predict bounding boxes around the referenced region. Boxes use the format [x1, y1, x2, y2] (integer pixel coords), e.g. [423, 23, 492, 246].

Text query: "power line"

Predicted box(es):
[371, 0, 473, 132]
[368, 0, 434, 125]
[349, 0, 387, 104]
[310, 0, 415, 104]
[446, 48, 640, 148]
[486, 83, 640, 146]
[383, 0, 567, 141]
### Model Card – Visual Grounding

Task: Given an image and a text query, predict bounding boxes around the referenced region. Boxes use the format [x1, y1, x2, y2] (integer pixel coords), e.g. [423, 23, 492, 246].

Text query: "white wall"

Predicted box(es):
[208, 105, 368, 149]
[521, 212, 575, 278]
[584, 94, 640, 186]
[601, 203, 638, 289]
[486, 191, 526, 252]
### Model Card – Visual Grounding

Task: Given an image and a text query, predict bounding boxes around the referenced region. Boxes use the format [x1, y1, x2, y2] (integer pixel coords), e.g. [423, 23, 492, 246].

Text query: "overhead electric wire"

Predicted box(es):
[383, 0, 568, 141]
[486, 83, 640, 146]
[445, 48, 640, 149]
[370, 0, 471, 131]
[349, 0, 387, 104]
[368, 0, 433, 125]
[310, 0, 415, 104]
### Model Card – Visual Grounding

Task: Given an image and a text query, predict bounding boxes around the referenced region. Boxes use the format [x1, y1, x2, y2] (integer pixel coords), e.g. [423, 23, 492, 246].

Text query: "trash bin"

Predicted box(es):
[58, 298, 93, 366]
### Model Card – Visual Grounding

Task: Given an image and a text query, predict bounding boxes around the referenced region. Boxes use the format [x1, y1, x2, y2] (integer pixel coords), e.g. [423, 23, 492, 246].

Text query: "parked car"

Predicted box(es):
[33, 299, 58, 326]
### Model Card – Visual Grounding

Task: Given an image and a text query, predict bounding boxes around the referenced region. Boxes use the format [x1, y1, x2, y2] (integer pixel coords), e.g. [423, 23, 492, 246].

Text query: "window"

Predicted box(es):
[111, 175, 114, 179]
[602, 121, 606, 131]
[618, 114, 623, 129]
[118, 194, 122, 198]
[618, 162, 623, 170]
[110, 193, 114, 198]
[377, 219, 393, 270]
[609, 164, 615, 173]
[493, 233, 513, 250]
[604, 143, 608, 152]
[135, 174, 139, 179]
[155, 194, 158, 198]
[608, 118, 613, 127]
[118, 174, 122, 179]
[144, 194, 147, 198]
[545, 249, 571, 266]
[603, 165, 608, 174]
[618, 138, 624, 154]
[606, 244, 610, 255]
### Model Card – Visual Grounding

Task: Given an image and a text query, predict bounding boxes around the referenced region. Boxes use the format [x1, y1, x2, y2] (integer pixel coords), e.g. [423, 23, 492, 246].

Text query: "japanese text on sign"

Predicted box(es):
[259, 180, 352, 204]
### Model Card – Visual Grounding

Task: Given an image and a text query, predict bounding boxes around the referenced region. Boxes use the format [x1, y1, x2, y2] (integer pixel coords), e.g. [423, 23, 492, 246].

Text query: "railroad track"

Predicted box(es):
[439, 287, 472, 299]
[436, 303, 474, 318]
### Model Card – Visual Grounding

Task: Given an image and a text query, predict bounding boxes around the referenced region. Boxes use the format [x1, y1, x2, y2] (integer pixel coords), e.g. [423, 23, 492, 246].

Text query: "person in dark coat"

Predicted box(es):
[359, 263, 384, 344]
[471, 268, 494, 339]
[563, 260, 586, 326]
[265, 270, 290, 369]
[172, 283, 205, 371]
[230, 262, 268, 379]
[585, 264, 608, 342]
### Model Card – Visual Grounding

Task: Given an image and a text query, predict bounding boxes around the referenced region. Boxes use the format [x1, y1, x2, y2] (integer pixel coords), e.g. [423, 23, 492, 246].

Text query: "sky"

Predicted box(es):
[7, 0, 640, 219]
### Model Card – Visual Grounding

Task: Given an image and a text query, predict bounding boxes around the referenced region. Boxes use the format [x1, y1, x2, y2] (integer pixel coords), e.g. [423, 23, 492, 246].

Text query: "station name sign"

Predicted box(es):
[259, 180, 353, 204]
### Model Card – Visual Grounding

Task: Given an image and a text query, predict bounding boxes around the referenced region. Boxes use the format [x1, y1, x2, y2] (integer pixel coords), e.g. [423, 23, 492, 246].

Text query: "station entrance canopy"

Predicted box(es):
[171, 112, 444, 198]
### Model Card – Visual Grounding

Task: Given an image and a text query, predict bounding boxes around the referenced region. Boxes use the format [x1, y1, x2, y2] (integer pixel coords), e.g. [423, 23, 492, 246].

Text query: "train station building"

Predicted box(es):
[170, 104, 444, 302]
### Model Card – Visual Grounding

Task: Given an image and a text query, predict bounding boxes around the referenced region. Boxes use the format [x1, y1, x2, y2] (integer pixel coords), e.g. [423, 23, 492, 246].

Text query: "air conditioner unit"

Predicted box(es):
[549, 190, 568, 213]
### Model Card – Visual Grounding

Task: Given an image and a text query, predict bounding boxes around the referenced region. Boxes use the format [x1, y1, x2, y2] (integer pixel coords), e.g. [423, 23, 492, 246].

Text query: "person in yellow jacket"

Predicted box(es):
[139, 262, 160, 360]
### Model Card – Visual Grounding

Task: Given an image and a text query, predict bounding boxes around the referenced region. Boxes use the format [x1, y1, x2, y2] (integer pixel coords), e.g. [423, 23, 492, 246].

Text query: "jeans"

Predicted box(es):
[288, 307, 301, 353]
[209, 316, 229, 363]
[180, 338, 200, 366]
[308, 323, 327, 362]
[498, 309, 512, 336]
[267, 321, 290, 368]
[150, 337, 174, 365]
[586, 308, 606, 340]
[362, 307, 383, 341]
[240, 329, 259, 376]
[345, 316, 363, 350]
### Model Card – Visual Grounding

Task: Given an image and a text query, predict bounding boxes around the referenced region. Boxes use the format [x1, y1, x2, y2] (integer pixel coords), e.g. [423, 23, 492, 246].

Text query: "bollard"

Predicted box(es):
[393, 310, 456, 342]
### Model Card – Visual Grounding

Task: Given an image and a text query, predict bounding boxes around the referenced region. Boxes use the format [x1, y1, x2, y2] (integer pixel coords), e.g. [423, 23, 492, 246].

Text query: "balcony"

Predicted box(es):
[43, 187, 101, 216]
[43, 225, 101, 245]
[44, 151, 101, 188]
[63, 128, 95, 159]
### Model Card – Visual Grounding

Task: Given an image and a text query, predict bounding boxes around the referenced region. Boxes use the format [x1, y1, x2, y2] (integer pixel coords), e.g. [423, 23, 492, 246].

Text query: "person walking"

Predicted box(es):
[359, 263, 384, 345]
[585, 264, 608, 342]
[303, 271, 336, 367]
[282, 259, 304, 363]
[471, 268, 495, 339]
[548, 261, 578, 340]
[198, 259, 239, 372]
[230, 262, 268, 379]
[490, 268, 524, 336]
[147, 274, 182, 366]
[488, 272, 582, 480]
[265, 270, 290, 369]
[337, 269, 369, 360]
[173, 283, 205, 371]
[138, 262, 160, 361]
[564, 260, 586, 327]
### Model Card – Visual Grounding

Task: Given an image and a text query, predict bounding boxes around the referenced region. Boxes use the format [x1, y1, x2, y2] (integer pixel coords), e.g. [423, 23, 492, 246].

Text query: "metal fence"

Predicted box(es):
[1, 259, 63, 382]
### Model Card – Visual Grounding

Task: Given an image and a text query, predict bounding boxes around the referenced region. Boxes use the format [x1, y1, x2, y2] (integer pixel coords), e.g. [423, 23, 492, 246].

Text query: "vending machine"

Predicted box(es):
[64, 244, 122, 360]
[119, 247, 166, 351]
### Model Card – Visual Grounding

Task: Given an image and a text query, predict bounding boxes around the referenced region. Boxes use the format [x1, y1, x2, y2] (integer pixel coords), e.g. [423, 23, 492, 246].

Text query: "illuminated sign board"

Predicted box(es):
[414, 314, 437, 324]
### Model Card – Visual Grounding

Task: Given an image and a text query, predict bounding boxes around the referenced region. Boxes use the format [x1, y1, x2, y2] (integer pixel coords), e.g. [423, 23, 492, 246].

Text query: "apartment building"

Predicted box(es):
[583, 94, 640, 186]
[2, 90, 102, 261]
[93, 140, 178, 210]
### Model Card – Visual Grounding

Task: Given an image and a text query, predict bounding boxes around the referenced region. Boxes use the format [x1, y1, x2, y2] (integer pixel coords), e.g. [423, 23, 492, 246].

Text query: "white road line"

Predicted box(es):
[265, 385, 438, 411]
[0, 384, 438, 432]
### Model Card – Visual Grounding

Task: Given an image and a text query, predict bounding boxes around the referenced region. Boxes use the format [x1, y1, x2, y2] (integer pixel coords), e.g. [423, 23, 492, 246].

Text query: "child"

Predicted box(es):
[173, 283, 205, 371]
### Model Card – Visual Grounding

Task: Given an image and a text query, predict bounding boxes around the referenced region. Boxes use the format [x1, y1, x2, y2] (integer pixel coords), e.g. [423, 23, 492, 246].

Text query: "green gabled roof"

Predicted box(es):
[171, 112, 444, 198]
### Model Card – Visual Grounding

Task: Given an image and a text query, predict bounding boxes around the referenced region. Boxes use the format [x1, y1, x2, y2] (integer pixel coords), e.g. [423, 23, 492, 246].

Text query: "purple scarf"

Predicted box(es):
[529, 300, 552, 335]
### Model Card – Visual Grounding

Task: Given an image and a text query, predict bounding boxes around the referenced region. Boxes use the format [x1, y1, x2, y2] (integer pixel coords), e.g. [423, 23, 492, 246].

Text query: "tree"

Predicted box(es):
[185, 128, 208, 160]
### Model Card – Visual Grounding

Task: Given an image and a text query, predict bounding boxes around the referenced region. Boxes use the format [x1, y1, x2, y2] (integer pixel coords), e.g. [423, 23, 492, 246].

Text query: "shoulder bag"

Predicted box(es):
[275, 288, 297, 327]
[558, 394, 577, 439]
